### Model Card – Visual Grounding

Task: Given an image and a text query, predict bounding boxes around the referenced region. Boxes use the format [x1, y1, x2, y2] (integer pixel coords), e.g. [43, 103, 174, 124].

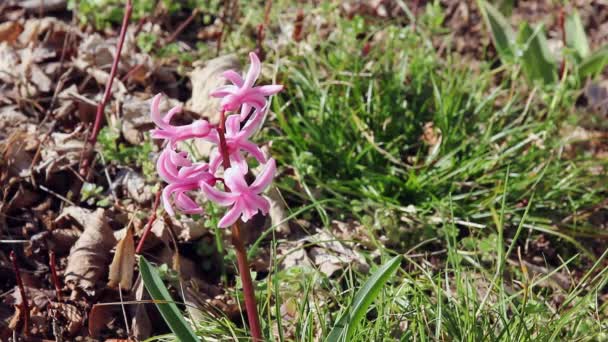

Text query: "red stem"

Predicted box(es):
[49, 251, 62, 302]
[217, 110, 263, 341]
[136, 186, 162, 254]
[10, 251, 29, 336]
[79, 0, 133, 177]
[558, 5, 567, 79]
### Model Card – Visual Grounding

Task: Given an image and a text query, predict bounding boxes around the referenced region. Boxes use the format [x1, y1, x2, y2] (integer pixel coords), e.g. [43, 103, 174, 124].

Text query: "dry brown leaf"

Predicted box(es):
[17, 17, 69, 47]
[49, 228, 81, 254]
[307, 230, 369, 277]
[1, 130, 34, 178]
[130, 276, 152, 340]
[50, 302, 83, 336]
[37, 128, 85, 177]
[0, 21, 23, 44]
[5, 286, 55, 309]
[88, 304, 113, 338]
[65, 209, 117, 296]
[108, 225, 135, 290]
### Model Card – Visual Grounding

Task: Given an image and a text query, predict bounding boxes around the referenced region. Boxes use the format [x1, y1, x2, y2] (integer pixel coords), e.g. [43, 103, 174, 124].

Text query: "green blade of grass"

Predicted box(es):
[565, 11, 590, 59]
[478, 0, 516, 61]
[139, 257, 199, 342]
[579, 46, 608, 78]
[326, 255, 402, 342]
[517, 22, 558, 85]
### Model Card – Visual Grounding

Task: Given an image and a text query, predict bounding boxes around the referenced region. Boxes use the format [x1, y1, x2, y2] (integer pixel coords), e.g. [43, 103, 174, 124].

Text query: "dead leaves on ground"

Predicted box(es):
[65, 209, 117, 296]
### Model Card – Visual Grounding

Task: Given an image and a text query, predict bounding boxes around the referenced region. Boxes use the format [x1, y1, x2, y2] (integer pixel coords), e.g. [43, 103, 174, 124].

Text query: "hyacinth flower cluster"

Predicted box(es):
[150, 52, 283, 228]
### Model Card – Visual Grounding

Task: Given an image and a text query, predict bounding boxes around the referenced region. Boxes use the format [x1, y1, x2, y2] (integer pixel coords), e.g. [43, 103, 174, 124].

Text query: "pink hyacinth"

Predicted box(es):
[152, 52, 282, 227]
[211, 52, 283, 120]
[202, 159, 276, 228]
[150, 93, 212, 147]
[157, 148, 215, 216]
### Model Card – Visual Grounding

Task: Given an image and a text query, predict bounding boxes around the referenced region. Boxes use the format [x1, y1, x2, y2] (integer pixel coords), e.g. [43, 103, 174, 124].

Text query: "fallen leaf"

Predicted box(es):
[0, 21, 23, 44]
[65, 209, 117, 296]
[307, 230, 369, 277]
[5, 286, 55, 309]
[50, 302, 83, 336]
[130, 276, 152, 340]
[88, 304, 113, 338]
[108, 225, 135, 290]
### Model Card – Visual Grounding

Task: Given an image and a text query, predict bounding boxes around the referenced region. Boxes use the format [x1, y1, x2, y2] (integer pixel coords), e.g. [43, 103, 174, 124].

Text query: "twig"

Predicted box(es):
[166, 8, 200, 44]
[10, 251, 29, 336]
[135, 186, 162, 254]
[79, 0, 133, 178]
[49, 251, 62, 302]
[39, 185, 77, 206]
[217, 110, 262, 341]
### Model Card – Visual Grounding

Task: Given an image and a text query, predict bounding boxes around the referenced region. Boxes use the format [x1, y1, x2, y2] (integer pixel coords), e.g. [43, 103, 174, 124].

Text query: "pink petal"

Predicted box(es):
[239, 103, 253, 121]
[208, 149, 223, 174]
[241, 93, 267, 110]
[164, 105, 182, 124]
[150, 94, 165, 128]
[201, 183, 237, 206]
[218, 201, 244, 228]
[175, 193, 203, 214]
[231, 151, 249, 174]
[224, 167, 249, 193]
[157, 149, 179, 183]
[162, 185, 177, 216]
[225, 115, 241, 136]
[243, 52, 261, 88]
[257, 84, 283, 96]
[169, 150, 191, 167]
[191, 120, 210, 136]
[223, 70, 244, 87]
[250, 158, 276, 193]
[239, 141, 266, 164]
[239, 105, 266, 138]
[256, 195, 271, 215]
[211, 85, 237, 98]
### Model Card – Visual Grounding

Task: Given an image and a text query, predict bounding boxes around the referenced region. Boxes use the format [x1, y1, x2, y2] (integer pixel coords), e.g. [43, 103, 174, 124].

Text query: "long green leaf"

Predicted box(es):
[139, 257, 199, 342]
[326, 255, 402, 342]
[517, 22, 558, 85]
[565, 11, 590, 59]
[479, 0, 516, 60]
[579, 46, 608, 78]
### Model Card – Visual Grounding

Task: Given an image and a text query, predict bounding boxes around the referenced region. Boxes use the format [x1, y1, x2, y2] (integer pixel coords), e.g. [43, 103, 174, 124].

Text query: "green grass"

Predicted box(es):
[92, 0, 607, 340]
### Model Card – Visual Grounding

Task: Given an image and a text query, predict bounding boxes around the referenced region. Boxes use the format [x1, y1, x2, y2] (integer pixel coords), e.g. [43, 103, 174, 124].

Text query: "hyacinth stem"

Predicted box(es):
[217, 110, 263, 340]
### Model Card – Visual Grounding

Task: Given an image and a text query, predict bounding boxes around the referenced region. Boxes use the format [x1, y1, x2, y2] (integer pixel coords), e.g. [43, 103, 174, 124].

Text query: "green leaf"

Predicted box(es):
[579, 47, 608, 78]
[517, 22, 558, 85]
[479, 0, 516, 60]
[565, 11, 590, 59]
[139, 257, 199, 342]
[326, 255, 402, 342]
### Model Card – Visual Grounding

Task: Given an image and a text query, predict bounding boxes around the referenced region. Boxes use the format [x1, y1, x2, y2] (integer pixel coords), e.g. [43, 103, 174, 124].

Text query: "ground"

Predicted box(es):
[0, 0, 607, 341]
